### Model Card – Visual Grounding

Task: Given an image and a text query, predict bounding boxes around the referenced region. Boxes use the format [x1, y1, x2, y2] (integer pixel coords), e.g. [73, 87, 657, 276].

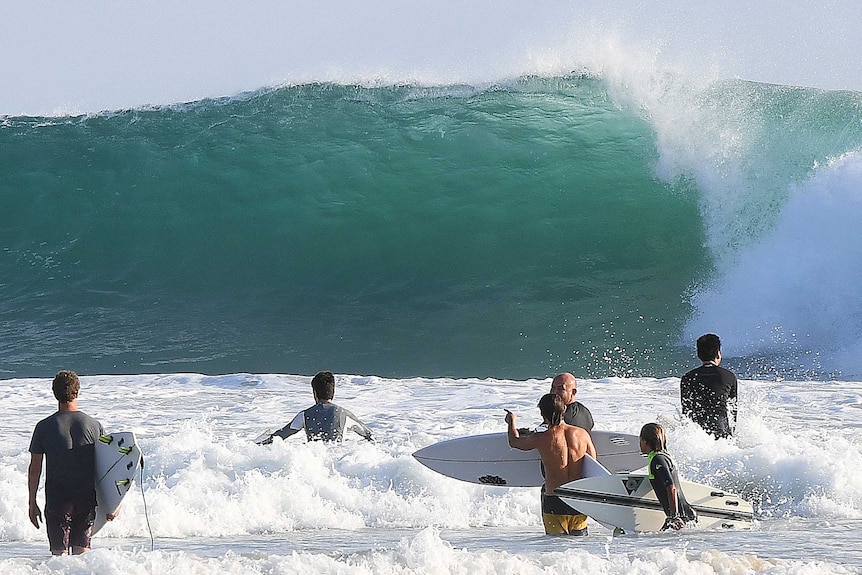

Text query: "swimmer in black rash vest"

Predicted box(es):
[680, 333, 738, 439]
[261, 371, 373, 444]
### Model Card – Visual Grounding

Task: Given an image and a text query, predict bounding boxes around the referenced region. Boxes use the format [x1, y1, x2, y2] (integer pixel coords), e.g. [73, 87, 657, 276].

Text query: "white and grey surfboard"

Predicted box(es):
[554, 473, 754, 533]
[412, 430, 645, 486]
[93, 431, 143, 534]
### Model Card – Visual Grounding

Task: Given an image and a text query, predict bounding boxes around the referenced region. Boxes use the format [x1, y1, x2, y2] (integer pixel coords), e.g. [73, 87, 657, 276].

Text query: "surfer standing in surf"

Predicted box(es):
[261, 371, 373, 444]
[680, 333, 738, 439]
[505, 394, 596, 535]
[550, 372, 594, 431]
[639, 422, 696, 530]
[27, 370, 106, 555]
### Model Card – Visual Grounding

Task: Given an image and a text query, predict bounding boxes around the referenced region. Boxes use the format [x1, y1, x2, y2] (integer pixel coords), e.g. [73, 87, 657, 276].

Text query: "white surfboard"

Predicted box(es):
[412, 430, 645, 486]
[93, 432, 143, 534]
[554, 473, 754, 533]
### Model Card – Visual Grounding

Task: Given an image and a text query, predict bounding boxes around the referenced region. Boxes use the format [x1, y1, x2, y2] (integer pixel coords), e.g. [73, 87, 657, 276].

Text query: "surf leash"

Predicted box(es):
[139, 455, 155, 551]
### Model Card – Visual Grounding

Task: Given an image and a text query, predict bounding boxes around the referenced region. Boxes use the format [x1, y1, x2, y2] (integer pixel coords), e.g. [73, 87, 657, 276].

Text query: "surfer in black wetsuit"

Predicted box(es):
[261, 371, 373, 444]
[680, 334, 737, 439]
[639, 423, 696, 530]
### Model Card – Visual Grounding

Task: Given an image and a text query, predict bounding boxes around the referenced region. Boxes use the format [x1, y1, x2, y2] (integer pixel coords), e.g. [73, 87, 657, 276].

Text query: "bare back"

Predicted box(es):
[516, 423, 596, 492]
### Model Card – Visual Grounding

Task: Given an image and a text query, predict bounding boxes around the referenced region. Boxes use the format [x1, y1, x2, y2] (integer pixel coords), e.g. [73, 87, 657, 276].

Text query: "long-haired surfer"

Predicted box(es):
[505, 394, 596, 535]
[639, 422, 696, 530]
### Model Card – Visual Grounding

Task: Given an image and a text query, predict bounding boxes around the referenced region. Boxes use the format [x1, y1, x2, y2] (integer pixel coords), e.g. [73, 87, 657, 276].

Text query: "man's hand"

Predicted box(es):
[29, 501, 42, 529]
[504, 409, 515, 425]
[661, 516, 685, 531]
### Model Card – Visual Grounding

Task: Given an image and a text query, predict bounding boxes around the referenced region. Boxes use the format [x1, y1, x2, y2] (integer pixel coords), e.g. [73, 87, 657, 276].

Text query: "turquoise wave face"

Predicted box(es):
[1, 77, 860, 379]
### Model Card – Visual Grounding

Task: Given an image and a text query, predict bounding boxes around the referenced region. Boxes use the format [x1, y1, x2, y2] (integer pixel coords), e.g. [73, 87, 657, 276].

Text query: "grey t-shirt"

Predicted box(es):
[29, 410, 104, 502]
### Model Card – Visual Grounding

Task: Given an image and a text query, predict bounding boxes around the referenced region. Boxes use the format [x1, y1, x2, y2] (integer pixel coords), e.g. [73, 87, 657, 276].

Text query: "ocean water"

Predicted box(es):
[3, 76, 862, 380]
[3, 2, 862, 573]
[1, 373, 860, 574]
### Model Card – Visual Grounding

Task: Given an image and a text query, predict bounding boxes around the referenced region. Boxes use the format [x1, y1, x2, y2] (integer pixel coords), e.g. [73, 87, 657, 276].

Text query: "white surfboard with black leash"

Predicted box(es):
[93, 431, 154, 548]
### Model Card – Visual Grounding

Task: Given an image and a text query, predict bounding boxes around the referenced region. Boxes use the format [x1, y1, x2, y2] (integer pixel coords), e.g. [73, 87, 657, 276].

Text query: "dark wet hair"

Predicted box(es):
[52, 370, 80, 403]
[311, 371, 335, 401]
[640, 422, 666, 452]
[538, 393, 565, 427]
[696, 333, 721, 362]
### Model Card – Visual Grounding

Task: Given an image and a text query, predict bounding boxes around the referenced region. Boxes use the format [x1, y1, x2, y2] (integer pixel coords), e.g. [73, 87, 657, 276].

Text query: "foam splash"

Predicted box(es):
[0, 531, 854, 575]
[684, 151, 862, 376]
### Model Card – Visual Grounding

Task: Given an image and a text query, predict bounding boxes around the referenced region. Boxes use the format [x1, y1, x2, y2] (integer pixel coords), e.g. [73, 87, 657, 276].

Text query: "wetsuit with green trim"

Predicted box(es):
[647, 450, 696, 528]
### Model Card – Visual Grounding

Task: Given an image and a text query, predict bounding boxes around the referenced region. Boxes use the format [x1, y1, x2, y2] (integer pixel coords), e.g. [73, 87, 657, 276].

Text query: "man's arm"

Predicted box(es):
[505, 410, 538, 451]
[344, 409, 374, 441]
[679, 376, 693, 417]
[584, 432, 597, 459]
[730, 374, 738, 429]
[27, 453, 43, 529]
[270, 411, 305, 441]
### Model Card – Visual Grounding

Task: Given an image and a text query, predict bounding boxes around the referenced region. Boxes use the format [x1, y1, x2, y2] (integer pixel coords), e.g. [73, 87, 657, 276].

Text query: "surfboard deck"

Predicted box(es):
[412, 430, 645, 486]
[554, 473, 754, 533]
[93, 431, 143, 534]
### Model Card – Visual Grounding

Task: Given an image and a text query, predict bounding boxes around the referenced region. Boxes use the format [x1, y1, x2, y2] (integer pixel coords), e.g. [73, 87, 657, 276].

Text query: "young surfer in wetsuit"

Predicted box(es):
[261, 371, 373, 444]
[506, 394, 596, 535]
[639, 422, 696, 530]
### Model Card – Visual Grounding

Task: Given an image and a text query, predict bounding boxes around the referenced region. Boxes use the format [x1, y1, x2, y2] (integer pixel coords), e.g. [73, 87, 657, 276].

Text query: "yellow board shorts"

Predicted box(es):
[542, 512, 588, 535]
[542, 491, 588, 535]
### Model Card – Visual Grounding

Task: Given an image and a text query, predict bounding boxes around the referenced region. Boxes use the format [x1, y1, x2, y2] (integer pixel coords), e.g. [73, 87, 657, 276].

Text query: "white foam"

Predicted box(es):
[684, 152, 862, 375]
[3, 373, 861, 569]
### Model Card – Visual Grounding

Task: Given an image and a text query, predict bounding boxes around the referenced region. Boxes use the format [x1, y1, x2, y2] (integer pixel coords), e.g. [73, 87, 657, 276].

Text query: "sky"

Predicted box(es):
[2, 1, 861, 116]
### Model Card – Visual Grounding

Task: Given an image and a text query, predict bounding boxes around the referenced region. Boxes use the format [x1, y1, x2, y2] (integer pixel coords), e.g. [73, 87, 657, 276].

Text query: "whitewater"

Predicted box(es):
[1, 373, 861, 573]
[3, 1, 862, 573]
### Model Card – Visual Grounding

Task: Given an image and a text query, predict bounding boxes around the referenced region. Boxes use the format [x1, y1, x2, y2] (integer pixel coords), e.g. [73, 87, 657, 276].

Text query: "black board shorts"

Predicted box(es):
[45, 492, 97, 552]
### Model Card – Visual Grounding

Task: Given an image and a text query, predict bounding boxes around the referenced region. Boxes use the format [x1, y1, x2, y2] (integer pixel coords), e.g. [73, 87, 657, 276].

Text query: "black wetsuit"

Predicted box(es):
[680, 363, 737, 438]
[647, 451, 695, 524]
[563, 401, 594, 431]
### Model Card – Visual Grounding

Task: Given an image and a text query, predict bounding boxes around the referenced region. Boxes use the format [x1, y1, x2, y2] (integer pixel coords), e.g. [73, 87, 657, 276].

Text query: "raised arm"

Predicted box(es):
[505, 410, 537, 451]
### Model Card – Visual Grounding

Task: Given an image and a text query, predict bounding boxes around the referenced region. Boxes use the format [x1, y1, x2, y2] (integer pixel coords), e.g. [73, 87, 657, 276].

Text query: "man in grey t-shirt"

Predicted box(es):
[28, 370, 105, 555]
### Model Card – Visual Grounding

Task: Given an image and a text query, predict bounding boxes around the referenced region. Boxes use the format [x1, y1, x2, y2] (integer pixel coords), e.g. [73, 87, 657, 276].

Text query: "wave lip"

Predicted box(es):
[3, 2, 862, 116]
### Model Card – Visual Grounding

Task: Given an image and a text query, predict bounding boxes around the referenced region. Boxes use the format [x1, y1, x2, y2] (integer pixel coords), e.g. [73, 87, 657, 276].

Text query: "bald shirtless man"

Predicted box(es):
[506, 394, 597, 535]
